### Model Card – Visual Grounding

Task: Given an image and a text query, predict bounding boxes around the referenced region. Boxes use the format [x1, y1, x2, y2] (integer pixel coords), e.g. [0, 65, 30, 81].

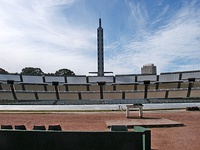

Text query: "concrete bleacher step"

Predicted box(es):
[106, 118, 184, 128]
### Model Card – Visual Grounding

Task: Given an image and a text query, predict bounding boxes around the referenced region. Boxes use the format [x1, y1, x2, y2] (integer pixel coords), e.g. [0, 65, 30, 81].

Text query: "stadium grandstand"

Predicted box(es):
[0, 70, 200, 105]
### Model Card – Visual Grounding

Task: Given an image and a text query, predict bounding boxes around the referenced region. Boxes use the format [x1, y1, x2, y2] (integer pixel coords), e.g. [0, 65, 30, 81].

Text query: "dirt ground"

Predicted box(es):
[0, 110, 199, 150]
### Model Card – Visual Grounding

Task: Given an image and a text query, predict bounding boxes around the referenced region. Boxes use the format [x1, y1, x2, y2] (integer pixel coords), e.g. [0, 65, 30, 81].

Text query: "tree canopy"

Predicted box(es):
[55, 68, 75, 76]
[0, 67, 76, 76]
[0, 68, 9, 74]
[21, 67, 44, 75]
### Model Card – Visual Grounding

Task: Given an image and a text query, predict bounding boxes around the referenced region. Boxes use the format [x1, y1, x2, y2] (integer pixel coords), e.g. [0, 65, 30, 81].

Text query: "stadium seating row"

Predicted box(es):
[0, 72, 200, 102]
[0, 71, 200, 84]
[0, 81, 200, 92]
[0, 87, 199, 101]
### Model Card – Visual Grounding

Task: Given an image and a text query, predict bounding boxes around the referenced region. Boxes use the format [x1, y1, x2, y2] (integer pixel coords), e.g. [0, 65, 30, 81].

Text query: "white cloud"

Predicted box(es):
[0, 0, 96, 74]
[106, 0, 200, 74]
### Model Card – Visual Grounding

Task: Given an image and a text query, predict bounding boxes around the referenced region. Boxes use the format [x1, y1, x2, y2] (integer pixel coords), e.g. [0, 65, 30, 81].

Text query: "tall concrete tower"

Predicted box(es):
[89, 18, 113, 76]
[97, 18, 104, 76]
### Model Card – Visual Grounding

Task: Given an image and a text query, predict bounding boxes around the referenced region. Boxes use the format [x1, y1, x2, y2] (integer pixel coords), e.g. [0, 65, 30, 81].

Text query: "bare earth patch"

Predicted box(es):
[0, 110, 199, 150]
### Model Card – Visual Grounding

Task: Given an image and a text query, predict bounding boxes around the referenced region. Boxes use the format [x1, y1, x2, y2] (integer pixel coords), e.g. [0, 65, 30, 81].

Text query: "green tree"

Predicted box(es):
[21, 67, 44, 75]
[0, 68, 9, 74]
[44, 73, 55, 76]
[55, 68, 75, 76]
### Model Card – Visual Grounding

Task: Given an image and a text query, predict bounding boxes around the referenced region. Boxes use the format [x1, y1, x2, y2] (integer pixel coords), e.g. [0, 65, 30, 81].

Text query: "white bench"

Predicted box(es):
[126, 104, 143, 118]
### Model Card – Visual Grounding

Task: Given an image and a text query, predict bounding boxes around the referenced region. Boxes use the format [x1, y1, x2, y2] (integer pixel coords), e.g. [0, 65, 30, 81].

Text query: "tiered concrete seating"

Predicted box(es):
[190, 88, 200, 97]
[89, 85, 100, 91]
[115, 84, 135, 91]
[136, 84, 145, 91]
[22, 84, 46, 91]
[67, 85, 88, 91]
[148, 84, 157, 90]
[46, 85, 56, 91]
[193, 82, 200, 88]
[58, 85, 67, 91]
[59, 92, 79, 100]
[81, 92, 100, 100]
[0, 91, 15, 100]
[168, 89, 188, 98]
[103, 92, 122, 99]
[15, 92, 36, 100]
[37, 92, 57, 100]
[180, 82, 189, 89]
[125, 91, 144, 99]
[104, 85, 114, 91]
[14, 84, 23, 90]
[1, 84, 11, 90]
[147, 90, 166, 99]
[158, 83, 179, 89]
[1, 72, 200, 102]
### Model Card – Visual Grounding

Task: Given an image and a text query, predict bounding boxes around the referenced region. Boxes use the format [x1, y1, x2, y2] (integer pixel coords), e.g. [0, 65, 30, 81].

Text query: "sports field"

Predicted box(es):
[0, 110, 199, 150]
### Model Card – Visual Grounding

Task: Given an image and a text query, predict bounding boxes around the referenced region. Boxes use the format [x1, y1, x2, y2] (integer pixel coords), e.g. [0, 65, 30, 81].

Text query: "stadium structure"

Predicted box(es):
[0, 70, 200, 105]
[0, 18, 200, 105]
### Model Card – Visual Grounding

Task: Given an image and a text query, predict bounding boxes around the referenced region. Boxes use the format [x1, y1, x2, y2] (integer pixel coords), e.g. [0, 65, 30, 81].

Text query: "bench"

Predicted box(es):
[126, 104, 143, 118]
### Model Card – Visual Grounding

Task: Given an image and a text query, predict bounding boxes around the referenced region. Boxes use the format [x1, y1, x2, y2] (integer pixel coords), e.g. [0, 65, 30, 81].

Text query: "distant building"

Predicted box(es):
[141, 64, 157, 75]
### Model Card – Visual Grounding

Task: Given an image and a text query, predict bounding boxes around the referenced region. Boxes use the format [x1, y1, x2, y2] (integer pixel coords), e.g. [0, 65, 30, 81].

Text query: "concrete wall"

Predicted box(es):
[137, 75, 157, 82]
[182, 72, 200, 81]
[88, 76, 113, 83]
[159, 74, 180, 82]
[45, 76, 65, 84]
[115, 75, 136, 83]
[22, 76, 44, 84]
[0, 74, 21, 83]
[67, 76, 87, 84]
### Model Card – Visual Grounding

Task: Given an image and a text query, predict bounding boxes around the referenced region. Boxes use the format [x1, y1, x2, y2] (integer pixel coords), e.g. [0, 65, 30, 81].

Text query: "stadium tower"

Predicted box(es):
[89, 18, 113, 76]
[97, 18, 104, 76]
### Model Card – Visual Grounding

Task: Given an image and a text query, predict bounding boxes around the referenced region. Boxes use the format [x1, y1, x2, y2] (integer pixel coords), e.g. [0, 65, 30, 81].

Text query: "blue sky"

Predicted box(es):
[0, 0, 200, 75]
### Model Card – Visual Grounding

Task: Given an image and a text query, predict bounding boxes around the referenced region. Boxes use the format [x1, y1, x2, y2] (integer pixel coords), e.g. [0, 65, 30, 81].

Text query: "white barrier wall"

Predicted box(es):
[182, 72, 200, 81]
[88, 76, 114, 83]
[22, 75, 44, 84]
[0, 74, 21, 83]
[159, 74, 180, 82]
[137, 75, 157, 82]
[67, 76, 87, 84]
[115, 75, 136, 83]
[1, 71, 200, 85]
[45, 76, 65, 84]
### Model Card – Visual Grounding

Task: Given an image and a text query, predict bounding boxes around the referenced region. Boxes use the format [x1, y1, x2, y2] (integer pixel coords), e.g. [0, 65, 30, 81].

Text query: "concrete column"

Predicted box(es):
[52, 81, 60, 100]
[7, 80, 17, 100]
[98, 82, 106, 99]
[187, 78, 195, 97]
[144, 80, 150, 99]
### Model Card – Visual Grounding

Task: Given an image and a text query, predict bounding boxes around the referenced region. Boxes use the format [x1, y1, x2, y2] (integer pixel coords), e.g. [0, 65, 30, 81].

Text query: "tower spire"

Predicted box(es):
[97, 18, 104, 76]
[99, 18, 101, 27]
